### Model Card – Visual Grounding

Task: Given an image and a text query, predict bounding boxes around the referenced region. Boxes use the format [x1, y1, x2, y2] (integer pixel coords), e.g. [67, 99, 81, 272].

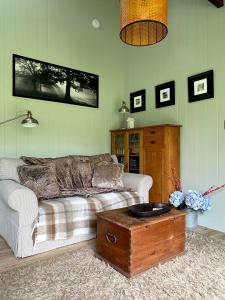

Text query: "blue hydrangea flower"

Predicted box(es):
[169, 191, 185, 207]
[185, 191, 212, 211]
[200, 195, 212, 211]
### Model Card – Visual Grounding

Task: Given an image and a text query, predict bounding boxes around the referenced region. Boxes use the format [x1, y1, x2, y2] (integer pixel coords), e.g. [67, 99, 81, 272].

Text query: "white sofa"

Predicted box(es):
[0, 158, 153, 258]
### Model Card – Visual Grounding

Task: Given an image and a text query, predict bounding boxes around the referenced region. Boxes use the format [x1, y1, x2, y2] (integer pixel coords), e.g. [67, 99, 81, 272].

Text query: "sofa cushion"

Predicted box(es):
[53, 157, 74, 191]
[36, 191, 143, 243]
[71, 159, 93, 188]
[89, 153, 113, 168]
[0, 158, 25, 182]
[21, 156, 75, 192]
[20, 155, 70, 165]
[21, 154, 113, 190]
[92, 161, 124, 189]
[17, 163, 60, 200]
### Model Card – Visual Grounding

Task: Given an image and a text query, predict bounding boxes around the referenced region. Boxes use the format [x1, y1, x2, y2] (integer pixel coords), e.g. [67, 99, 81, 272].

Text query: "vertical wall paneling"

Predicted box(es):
[124, 0, 225, 232]
[0, 0, 125, 157]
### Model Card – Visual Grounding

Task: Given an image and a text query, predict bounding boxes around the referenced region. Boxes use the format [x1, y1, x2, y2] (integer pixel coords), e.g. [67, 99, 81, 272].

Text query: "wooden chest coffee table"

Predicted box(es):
[96, 208, 186, 277]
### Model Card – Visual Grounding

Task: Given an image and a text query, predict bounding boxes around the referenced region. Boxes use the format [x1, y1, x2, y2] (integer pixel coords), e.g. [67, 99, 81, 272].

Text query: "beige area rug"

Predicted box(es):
[0, 232, 225, 300]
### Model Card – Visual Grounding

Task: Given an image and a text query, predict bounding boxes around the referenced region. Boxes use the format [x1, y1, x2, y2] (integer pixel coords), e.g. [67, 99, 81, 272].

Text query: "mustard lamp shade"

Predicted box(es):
[120, 0, 168, 46]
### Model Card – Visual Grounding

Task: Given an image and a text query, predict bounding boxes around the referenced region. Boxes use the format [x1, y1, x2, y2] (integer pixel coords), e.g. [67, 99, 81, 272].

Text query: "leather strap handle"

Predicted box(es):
[105, 231, 117, 244]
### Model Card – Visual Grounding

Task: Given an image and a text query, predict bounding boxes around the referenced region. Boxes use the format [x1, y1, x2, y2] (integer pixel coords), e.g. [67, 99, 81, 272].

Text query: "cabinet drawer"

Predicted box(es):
[143, 127, 164, 148]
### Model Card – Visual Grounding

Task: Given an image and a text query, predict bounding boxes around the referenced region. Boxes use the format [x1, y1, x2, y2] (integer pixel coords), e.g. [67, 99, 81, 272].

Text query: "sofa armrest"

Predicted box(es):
[0, 180, 38, 226]
[122, 173, 153, 202]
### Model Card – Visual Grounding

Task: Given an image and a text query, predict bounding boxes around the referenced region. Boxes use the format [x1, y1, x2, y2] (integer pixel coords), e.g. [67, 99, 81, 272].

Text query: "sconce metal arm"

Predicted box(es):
[0, 113, 27, 126]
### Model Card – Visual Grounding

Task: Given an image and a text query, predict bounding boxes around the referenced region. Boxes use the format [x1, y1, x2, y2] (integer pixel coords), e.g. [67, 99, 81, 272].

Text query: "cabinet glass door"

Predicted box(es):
[114, 134, 125, 164]
[128, 132, 141, 173]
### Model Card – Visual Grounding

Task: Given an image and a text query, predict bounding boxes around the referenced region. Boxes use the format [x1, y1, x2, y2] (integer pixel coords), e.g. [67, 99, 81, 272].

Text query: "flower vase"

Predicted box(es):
[185, 209, 198, 229]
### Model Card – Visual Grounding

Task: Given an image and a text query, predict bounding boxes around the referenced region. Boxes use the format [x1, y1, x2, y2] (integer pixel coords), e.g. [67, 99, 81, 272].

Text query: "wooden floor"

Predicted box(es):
[0, 226, 225, 273]
[0, 238, 95, 273]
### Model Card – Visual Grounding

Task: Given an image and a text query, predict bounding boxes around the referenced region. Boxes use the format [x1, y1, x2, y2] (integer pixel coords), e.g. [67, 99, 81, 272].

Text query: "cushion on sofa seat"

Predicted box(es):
[18, 163, 60, 200]
[35, 190, 143, 243]
[92, 161, 124, 189]
[0, 158, 25, 183]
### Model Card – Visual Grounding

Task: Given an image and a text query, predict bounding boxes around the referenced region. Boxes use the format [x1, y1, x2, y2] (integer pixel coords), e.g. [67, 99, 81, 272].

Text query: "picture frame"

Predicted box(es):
[130, 89, 146, 113]
[155, 81, 175, 108]
[13, 54, 99, 108]
[188, 70, 214, 103]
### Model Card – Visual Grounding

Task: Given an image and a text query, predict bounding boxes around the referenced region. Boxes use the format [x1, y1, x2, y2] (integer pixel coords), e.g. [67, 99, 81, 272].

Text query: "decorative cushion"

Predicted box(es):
[0, 158, 25, 182]
[90, 153, 113, 169]
[21, 156, 74, 192]
[20, 154, 114, 191]
[17, 164, 60, 200]
[20, 155, 70, 165]
[92, 161, 124, 189]
[71, 159, 93, 188]
[53, 157, 74, 191]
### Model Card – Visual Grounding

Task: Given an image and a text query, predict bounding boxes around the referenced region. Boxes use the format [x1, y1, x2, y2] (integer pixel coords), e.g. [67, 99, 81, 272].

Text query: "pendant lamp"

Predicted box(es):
[120, 0, 168, 46]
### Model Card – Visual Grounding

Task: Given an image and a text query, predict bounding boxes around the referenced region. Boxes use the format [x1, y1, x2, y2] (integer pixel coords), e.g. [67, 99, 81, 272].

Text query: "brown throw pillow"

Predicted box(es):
[71, 159, 93, 188]
[92, 161, 124, 189]
[17, 164, 60, 200]
[20, 154, 114, 191]
[90, 153, 113, 169]
[20, 156, 74, 192]
[20, 155, 70, 165]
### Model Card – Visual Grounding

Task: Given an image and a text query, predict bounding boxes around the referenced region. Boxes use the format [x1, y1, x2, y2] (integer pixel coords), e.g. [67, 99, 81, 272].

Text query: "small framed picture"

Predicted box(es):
[130, 89, 146, 113]
[188, 70, 214, 102]
[155, 81, 175, 108]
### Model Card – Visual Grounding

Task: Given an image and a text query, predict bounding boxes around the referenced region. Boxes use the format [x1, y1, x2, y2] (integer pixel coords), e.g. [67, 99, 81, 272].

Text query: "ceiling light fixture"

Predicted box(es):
[120, 0, 168, 46]
[92, 19, 100, 29]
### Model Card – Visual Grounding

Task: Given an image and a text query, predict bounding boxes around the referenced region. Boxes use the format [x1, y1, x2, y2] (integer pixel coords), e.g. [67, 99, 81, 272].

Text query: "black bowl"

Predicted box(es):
[129, 203, 171, 218]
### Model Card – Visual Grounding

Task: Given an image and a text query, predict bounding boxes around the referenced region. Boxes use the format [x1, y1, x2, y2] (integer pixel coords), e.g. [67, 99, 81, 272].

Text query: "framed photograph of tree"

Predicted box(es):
[13, 54, 99, 108]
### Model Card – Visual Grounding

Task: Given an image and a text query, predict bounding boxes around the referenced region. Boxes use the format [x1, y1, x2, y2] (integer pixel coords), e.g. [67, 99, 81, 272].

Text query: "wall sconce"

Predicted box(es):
[0, 111, 39, 128]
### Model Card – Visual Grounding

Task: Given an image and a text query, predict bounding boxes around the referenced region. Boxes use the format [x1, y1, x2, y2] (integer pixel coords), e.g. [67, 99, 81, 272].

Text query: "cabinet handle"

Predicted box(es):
[150, 131, 155, 134]
[105, 231, 117, 244]
[150, 141, 156, 144]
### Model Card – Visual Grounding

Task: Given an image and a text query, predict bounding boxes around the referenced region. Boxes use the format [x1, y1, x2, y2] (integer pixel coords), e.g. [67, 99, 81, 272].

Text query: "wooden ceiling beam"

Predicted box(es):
[208, 0, 224, 7]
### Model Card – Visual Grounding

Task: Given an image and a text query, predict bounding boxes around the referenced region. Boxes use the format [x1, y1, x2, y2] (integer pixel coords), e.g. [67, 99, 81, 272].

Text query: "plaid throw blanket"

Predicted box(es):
[34, 191, 144, 244]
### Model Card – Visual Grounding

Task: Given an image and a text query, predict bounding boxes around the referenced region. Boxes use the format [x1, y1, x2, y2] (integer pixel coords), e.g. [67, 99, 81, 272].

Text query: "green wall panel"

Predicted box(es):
[0, 0, 125, 157]
[0, 0, 224, 232]
[123, 0, 225, 232]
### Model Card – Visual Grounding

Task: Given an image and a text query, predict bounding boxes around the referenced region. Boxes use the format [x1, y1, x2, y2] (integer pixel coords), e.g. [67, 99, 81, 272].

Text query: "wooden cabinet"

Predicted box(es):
[111, 125, 180, 203]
